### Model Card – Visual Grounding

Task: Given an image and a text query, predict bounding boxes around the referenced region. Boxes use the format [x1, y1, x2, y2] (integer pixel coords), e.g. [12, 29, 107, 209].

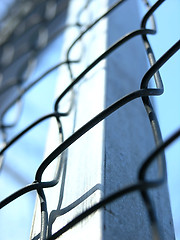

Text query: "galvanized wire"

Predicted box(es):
[0, 0, 179, 239]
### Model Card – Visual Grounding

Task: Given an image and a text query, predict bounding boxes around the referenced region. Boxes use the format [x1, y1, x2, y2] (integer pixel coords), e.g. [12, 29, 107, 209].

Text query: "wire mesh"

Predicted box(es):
[0, 0, 179, 239]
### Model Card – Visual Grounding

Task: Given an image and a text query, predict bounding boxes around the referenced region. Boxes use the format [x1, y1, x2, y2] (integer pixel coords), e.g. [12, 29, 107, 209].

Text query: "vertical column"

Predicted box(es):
[30, 0, 175, 239]
[104, 0, 174, 239]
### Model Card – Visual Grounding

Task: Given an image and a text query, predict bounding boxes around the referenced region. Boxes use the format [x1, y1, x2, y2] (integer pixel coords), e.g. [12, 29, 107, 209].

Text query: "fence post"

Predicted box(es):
[103, 1, 174, 239]
[30, 0, 175, 239]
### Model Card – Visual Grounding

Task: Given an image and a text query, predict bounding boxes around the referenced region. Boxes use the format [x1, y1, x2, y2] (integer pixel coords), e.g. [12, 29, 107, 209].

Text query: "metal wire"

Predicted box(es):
[0, 0, 179, 239]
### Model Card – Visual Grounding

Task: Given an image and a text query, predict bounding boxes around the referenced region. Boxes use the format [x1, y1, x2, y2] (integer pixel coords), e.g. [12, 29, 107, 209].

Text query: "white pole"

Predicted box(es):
[30, 1, 175, 239]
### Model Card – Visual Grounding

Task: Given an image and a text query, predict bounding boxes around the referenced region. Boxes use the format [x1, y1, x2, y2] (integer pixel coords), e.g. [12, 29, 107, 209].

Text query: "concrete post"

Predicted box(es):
[104, 0, 174, 239]
[31, 0, 175, 239]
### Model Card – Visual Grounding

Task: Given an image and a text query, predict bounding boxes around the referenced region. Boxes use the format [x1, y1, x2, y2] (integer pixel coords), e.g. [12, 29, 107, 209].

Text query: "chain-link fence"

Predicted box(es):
[0, 0, 179, 239]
